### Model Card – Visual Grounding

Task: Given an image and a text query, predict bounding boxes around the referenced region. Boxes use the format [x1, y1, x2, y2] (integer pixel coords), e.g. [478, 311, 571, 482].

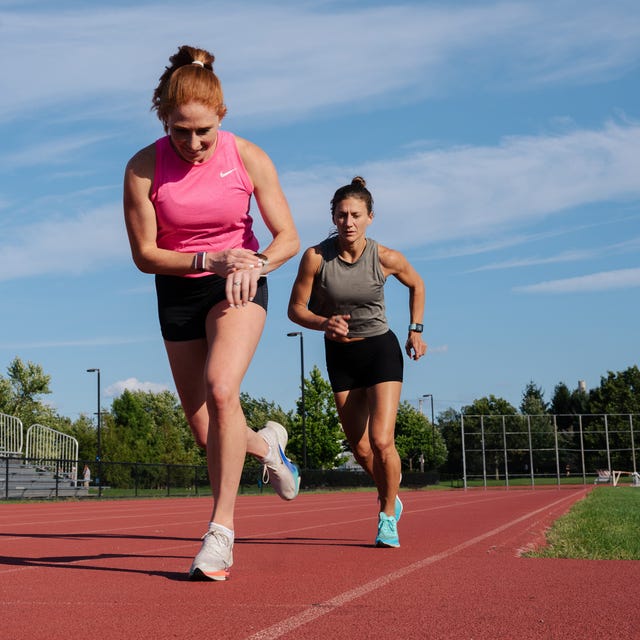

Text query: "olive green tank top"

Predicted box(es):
[308, 237, 388, 338]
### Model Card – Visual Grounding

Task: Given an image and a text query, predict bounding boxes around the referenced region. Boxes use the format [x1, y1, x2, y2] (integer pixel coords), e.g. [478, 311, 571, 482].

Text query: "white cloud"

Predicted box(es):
[513, 267, 640, 294]
[106, 377, 170, 397]
[283, 121, 640, 249]
[0, 204, 129, 281]
[1, 1, 639, 123]
[468, 249, 598, 272]
[0, 120, 638, 280]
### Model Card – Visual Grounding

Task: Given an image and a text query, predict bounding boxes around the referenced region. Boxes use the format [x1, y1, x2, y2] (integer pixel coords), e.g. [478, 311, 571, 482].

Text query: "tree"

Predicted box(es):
[288, 365, 344, 469]
[395, 401, 446, 471]
[520, 381, 548, 415]
[461, 395, 519, 479]
[105, 389, 201, 488]
[0, 356, 58, 427]
[550, 382, 590, 425]
[589, 366, 640, 415]
[586, 366, 640, 469]
[438, 407, 463, 476]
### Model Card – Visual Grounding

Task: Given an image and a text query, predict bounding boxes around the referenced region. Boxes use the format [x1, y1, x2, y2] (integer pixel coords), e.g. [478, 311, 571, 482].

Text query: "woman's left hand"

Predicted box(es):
[226, 266, 263, 308]
[405, 333, 427, 361]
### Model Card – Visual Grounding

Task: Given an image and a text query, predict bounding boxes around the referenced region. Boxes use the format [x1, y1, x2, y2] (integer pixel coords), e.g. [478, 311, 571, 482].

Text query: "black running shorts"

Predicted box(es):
[324, 330, 403, 392]
[155, 273, 268, 342]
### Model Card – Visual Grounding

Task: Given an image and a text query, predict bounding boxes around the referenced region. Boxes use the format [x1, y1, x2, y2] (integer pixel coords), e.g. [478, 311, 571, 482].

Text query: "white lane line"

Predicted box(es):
[245, 490, 585, 640]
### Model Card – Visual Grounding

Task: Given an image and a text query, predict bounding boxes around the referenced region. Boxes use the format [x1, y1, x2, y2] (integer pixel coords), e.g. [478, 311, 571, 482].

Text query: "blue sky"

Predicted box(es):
[1, 0, 639, 423]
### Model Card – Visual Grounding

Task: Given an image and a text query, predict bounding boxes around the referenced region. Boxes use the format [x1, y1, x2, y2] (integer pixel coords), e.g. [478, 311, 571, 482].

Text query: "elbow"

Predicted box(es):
[131, 250, 156, 275]
[287, 302, 303, 325]
[286, 233, 301, 261]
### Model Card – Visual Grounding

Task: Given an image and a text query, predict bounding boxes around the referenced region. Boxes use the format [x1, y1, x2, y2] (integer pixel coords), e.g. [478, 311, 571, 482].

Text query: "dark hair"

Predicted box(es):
[330, 176, 374, 216]
[152, 45, 228, 131]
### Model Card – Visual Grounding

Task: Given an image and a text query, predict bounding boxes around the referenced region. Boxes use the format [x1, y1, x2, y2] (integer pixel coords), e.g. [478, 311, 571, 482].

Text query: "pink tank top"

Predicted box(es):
[151, 130, 259, 275]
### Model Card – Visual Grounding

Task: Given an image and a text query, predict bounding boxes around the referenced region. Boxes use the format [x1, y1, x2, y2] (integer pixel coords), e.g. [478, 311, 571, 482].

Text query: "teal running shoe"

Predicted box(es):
[375, 512, 400, 548]
[377, 495, 403, 521]
[395, 495, 403, 522]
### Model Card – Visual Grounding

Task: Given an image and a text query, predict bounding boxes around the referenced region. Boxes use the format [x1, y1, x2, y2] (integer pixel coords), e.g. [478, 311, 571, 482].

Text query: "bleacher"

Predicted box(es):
[0, 413, 88, 499]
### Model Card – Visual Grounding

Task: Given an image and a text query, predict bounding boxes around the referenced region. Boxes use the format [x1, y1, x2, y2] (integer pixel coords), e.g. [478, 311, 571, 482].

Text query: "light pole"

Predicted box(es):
[287, 331, 307, 469]
[422, 393, 435, 468]
[86, 368, 102, 497]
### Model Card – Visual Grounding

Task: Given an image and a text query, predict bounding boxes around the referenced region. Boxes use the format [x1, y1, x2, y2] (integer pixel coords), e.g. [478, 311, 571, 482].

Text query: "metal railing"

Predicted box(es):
[0, 412, 23, 456]
[25, 424, 79, 478]
[461, 413, 638, 488]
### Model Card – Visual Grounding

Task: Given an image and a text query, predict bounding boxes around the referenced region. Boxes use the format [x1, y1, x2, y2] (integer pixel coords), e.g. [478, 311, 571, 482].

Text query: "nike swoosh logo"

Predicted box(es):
[220, 168, 237, 178]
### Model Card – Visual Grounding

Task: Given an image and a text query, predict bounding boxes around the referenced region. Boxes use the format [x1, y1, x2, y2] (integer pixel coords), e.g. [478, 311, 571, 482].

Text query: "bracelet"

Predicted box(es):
[195, 251, 207, 272]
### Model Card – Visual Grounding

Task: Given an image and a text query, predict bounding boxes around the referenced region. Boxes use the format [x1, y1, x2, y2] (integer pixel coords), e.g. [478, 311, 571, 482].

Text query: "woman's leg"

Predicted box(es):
[333, 388, 375, 478]
[164, 338, 269, 456]
[334, 382, 402, 516]
[165, 302, 268, 532]
[366, 381, 402, 516]
[164, 337, 210, 448]
[203, 302, 266, 531]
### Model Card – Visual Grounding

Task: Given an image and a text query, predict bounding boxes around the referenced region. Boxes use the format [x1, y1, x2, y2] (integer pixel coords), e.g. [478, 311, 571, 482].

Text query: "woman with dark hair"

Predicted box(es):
[288, 176, 426, 548]
[124, 45, 300, 580]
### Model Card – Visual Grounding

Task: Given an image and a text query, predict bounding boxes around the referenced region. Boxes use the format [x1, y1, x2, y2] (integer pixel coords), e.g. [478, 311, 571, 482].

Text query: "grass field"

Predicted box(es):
[528, 486, 640, 560]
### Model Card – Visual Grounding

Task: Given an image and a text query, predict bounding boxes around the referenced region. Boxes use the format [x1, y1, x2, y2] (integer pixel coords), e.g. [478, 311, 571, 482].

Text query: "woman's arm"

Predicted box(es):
[379, 245, 428, 360]
[123, 144, 197, 275]
[123, 144, 262, 279]
[237, 136, 300, 273]
[288, 246, 350, 340]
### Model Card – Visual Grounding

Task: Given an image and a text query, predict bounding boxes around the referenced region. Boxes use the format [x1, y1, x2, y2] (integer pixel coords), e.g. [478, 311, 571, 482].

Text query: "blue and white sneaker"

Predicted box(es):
[375, 512, 400, 548]
[395, 495, 403, 522]
[258, 421, 300, 500]
[377, 495, 403, 521]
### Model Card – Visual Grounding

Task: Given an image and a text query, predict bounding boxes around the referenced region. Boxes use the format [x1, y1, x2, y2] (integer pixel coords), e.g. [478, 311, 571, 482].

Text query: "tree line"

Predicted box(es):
[1, 356, 638, 477]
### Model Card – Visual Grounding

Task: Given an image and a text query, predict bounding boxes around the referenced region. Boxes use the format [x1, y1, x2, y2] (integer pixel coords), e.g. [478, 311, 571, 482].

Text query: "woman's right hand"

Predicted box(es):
[323, 313, 350, 341]
[208, 249, 262, 277]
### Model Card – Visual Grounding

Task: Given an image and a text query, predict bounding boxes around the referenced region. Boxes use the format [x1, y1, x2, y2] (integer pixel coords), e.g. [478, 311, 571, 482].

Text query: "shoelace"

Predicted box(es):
[201, 528, 231, 549]
[261, 444, 282, 485]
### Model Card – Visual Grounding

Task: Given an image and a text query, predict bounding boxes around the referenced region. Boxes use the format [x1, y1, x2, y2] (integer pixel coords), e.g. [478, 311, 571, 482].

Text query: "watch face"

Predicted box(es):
[409, 323, 423, 332]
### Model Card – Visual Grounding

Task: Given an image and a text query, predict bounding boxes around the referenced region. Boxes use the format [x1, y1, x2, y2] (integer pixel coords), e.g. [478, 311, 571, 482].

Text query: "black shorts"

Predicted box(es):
[324, 330, 404, 392]
[155, 273, 268, 342]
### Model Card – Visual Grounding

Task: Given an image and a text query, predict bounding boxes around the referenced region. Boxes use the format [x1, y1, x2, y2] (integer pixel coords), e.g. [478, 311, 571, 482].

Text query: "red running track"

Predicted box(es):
[1, 487, 637, 639]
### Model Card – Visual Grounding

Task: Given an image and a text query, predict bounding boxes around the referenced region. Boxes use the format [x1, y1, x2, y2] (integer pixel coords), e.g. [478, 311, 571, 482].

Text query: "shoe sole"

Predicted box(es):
[189, 567, 230, 581]
[375, 539, 400, 548]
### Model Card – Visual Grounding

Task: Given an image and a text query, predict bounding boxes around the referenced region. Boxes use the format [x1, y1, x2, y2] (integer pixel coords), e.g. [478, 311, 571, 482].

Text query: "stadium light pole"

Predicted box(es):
[422, 393, 435, 468]
[287, 331, 307, 469]
[86, 368, 102, 498]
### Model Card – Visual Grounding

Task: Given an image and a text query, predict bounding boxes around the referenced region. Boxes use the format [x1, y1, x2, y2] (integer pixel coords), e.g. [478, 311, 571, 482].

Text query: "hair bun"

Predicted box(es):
[351, 176, 366, 188]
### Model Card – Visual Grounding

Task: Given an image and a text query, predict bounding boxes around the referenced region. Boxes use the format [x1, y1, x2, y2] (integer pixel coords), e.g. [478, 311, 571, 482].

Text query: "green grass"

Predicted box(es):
[527, 486, 640, 560]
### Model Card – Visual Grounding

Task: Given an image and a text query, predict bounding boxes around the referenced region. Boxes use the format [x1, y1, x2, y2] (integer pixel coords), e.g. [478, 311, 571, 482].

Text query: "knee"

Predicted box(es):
[206, 379, 239, 416]
[370, 434, 396, 457]
[352, 442, 373, 465]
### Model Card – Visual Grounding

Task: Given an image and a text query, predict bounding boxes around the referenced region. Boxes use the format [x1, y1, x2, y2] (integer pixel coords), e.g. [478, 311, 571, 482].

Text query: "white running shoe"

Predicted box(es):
[188, 525, 233, 581]
[258, 421, 300, 501]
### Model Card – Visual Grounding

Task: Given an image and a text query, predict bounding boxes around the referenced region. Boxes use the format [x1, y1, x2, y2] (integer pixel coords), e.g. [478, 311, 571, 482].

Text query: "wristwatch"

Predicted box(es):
[254, 252, 269, 270]
[408, 323, 424, 333]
